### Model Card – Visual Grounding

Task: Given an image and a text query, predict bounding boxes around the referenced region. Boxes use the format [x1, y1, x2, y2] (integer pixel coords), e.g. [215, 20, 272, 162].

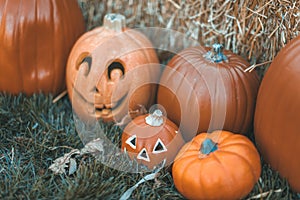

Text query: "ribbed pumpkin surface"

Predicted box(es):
[0, 0, 85, 95]
[254, 35, 300, 192]
[157, 46, 259, 141]
[172, 131, 261, 200]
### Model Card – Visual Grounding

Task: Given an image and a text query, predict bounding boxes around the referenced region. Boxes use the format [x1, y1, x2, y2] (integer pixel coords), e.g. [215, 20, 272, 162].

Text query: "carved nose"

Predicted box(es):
[95, 68, 124, 104]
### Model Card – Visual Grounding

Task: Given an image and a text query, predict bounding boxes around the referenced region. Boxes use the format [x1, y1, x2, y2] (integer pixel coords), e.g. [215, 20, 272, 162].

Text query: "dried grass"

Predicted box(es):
[78, 0, 300, 77]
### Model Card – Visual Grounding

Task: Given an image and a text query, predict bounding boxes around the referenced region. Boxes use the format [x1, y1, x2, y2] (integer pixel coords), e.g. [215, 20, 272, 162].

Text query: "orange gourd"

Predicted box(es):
[0, 0, 85, 95]
[172, 130, 261, 200]
[66, 14, 160, 123]
[157, 44, 259, 141]
[254, 35, 300, 192]
[121, 109, 185, 169]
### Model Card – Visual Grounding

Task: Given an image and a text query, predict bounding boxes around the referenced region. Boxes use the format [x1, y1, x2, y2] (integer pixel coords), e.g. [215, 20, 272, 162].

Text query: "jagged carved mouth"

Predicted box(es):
[94, 93, 128, 119]
[72, 85, 128, 121]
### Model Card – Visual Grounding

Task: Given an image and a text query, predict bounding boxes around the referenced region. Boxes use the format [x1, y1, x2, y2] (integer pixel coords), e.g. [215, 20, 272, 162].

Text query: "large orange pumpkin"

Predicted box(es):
[172, 130, 261, 200]
[0, 0, 85, 95]
[66, 14, 160, 123]
[254, 35, 300, 192]
[121, 109, 185, 169]
[157, 44, 259, 141]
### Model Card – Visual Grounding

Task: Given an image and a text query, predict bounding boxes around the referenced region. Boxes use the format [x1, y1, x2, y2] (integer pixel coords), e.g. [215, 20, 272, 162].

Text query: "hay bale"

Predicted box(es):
[78, 0, 300, 76]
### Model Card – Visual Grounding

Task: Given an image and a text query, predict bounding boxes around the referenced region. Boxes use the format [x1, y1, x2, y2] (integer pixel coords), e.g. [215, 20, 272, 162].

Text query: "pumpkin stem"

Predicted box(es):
[204, 43, 228, 63]
[200, 138, 218, 155]
[145, 109, 164, 127]
[103, 13, 126, 32]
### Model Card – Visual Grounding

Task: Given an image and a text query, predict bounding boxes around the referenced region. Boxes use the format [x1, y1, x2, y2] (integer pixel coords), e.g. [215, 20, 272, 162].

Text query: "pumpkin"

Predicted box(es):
[157, 44, 260, 141]
[66, 13, 160, 123]
[121, 109, 185, 169]
[254, 35, 300, 192]
[172, 130, 261, 200]
[0, 0, 85, 95]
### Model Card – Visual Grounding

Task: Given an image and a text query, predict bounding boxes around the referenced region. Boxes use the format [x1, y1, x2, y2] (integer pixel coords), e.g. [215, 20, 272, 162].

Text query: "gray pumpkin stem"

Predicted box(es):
[103, 13, 126, 32]
[204, 43, 228, 63]
[145, 109, 164, 127]
[200, 138, 218, 155]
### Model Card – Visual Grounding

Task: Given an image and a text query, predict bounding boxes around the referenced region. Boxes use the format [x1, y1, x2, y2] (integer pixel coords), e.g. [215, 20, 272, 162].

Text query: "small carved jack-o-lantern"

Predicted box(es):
[121, 109, 185, 169]
[66, 13, 160, 122]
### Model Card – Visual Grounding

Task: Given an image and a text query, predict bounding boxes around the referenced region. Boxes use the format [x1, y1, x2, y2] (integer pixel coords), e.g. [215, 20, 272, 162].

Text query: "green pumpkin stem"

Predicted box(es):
[204, 43, 228, 63]
[200, 138, 218, 155]
[103, 13, 126, 32]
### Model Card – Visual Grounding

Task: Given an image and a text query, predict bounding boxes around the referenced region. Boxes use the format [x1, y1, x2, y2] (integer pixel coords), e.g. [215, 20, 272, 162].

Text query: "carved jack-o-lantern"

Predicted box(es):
[121, 109, 185, 169]
[66, 14, 160, 122]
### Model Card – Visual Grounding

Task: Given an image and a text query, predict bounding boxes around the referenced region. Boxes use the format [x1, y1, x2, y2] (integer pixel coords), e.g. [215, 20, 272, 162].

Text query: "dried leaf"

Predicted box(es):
[49, 149, 80, 174]
[68, 158, 77, 175]
[49, 138, 104, 175]
[119, 160, 166, 200]
[80, 138, 104, 155]
[120, 172, 160, 200]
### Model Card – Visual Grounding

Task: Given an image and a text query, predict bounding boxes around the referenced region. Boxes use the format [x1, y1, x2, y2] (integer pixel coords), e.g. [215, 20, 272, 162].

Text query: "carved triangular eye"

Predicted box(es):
[137, 148, 150, 162]
[152, 138, 167, 154]
[125, 135, 137, 149]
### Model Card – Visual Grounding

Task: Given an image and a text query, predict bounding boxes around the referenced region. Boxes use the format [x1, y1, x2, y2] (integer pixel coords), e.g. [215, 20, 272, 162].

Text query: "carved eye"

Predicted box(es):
[125, 135, 137, 149]
[108, 61, 124, 80]
[80, 56, 92, 76]
[76, 54, 92, 77]
[137, 148, 150, 162]
[152, 138, 167, 154]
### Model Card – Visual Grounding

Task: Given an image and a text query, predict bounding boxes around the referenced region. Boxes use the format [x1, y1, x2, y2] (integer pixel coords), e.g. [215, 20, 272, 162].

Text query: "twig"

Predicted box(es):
[247, 188, 283, 200]
[10, 147, 14, 165]
[245, 0, 273, 19]
[244, 60, 273, 72]
[246, 7, 267, 19]
[167, 0, 181, 9]
[48, 146, 76, 151]
[52, 90, 68, 103]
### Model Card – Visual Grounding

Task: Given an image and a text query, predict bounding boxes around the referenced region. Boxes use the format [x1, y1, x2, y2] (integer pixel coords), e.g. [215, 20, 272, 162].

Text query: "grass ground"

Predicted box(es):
[0, 93, 299, 199]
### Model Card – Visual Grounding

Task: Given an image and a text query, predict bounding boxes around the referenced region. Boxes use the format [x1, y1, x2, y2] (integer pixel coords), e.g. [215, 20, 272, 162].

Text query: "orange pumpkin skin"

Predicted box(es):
[66, 14, 160, 123]
[173, 130, 261, 200]
[121, 110, 185, 169]
[254, 35, 300, 192]
[0, 0, 85, 95]
[157, 46, 259, 141]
